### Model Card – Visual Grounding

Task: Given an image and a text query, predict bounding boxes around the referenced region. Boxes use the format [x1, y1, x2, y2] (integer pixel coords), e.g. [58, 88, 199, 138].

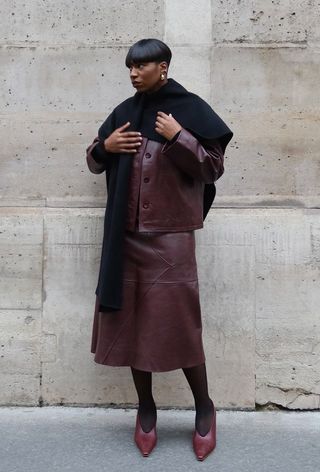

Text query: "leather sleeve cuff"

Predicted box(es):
[91, 139, 108, 163]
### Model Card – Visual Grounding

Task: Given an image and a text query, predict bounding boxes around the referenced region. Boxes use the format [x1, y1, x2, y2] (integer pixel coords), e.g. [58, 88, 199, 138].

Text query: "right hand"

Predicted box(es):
[104, 121, 142, 154]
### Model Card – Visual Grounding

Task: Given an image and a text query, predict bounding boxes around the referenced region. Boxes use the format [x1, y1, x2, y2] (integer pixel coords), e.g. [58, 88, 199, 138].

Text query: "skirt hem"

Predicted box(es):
[91, 352, 206, 373]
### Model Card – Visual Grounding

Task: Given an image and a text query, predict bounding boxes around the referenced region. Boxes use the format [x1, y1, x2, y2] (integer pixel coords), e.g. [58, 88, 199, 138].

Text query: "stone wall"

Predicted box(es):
[1, 0, 319, 408]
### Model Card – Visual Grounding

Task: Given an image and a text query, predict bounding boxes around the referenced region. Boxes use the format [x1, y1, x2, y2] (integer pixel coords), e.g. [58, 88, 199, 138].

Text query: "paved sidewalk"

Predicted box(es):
[1, 407, 319, 472]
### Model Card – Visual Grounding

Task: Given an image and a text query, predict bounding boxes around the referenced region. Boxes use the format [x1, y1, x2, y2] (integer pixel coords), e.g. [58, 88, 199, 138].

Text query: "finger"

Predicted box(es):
[119, 149, 137, 153]
[155, 117, 165, 125]
[157, 111, 168, 117]
[118, 121, 131, 131]
[156, 115, 170, 123]
[121, 142, 142, 148]
[118, 136, 142, 142]
[120, 131, 142, 137]
[154, 126, 163, 134]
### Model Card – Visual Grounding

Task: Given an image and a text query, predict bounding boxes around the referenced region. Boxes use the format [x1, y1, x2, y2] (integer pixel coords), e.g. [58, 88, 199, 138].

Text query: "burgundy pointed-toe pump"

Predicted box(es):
[134, 412, 157, 457]
[192, 402, 216, 461]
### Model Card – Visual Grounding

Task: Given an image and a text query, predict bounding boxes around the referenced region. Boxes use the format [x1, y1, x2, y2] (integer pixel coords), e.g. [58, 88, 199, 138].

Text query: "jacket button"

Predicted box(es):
[145, 152, 151, 159]
[142, 202, 149, 209]
[143, 177, 150, 183]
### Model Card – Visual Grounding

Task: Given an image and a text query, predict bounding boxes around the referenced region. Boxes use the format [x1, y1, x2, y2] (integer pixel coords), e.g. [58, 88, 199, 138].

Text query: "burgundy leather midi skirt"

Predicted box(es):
[90, 230, 206, 372]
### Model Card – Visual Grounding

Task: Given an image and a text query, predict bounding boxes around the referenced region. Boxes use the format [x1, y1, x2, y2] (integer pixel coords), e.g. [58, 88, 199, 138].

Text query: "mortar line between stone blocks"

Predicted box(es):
[253, 244, 258, 409]
[0, 41, 311, 49]
[39, 215, 45, 406]
[209, 0, 213, 106]
[163, 0, 168, 43]
[0, 307, 42, 311]
[210, 0, 213, 45]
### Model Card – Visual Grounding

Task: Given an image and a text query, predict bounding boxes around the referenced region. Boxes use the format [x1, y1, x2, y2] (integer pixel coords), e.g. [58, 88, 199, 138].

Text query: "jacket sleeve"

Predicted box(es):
[161, 127, 224, 184]
[86, 137, 114, 175]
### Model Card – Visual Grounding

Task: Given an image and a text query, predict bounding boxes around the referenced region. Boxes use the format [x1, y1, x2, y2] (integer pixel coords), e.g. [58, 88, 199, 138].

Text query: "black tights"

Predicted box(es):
[130, 363, 214, 435]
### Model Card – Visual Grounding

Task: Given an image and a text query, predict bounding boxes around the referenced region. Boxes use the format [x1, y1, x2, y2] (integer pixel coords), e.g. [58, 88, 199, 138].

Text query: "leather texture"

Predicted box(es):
[134, 413, 157, 456]
[192, 403, 217, 461]
[86, 128, 224, 232]
[90, 230, 206, 372]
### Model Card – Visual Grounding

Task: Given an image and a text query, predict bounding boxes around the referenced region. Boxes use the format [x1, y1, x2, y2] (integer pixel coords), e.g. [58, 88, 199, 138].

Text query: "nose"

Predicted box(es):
[130, 66, 139, 80]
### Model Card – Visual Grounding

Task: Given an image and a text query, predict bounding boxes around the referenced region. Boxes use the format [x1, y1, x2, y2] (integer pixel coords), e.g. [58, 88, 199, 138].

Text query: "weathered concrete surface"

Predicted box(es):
[210, 0, 318, 43]
[0, 0, 165, 44]
[164, 0, 212, 44]
[1, 46, 130, 113]
[211, 47, 320, 112]
[0, 212, 43, 308]
[168, 45, 212, 102]
[201, 209, 320, 410]
[1, 407, 320, 472]
[0, 310, 41, 405]
[0, 211, 43, 404]
[216, 111, 320, 207]
[197, 243, 256, 408]
[1, 0, 320, 407]
[41, 209, 104, 405]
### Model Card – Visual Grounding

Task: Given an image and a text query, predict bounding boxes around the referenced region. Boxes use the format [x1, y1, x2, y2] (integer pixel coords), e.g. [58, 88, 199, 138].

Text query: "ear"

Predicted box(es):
[159, 61, 168, 74]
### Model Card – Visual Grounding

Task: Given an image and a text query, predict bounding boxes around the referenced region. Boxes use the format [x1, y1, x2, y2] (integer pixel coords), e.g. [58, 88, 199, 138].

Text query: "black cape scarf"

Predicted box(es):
[95, 78, 233, 312]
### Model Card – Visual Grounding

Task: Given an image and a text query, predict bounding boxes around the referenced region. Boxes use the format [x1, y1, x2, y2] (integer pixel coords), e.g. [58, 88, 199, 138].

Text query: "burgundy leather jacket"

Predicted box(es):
[86, 128, 224, 232]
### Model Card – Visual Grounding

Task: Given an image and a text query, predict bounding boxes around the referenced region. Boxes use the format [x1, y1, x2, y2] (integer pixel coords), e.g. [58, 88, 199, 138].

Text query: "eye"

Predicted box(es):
[129, 63, 144, 71]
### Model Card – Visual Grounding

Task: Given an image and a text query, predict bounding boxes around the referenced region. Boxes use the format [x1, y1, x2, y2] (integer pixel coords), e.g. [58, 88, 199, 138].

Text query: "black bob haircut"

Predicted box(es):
[125, 38, 172, 68]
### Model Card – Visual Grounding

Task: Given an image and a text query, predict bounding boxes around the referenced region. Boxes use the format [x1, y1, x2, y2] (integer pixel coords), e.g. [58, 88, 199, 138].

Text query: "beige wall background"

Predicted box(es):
[1, 0, 319, 409]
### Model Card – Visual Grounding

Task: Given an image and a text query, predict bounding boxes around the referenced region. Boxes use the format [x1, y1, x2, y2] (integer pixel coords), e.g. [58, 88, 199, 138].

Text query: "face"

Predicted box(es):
[129, 61, 167, 93]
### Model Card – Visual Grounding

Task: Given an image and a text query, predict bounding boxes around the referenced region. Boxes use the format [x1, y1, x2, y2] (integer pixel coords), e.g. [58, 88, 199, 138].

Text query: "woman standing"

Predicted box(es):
[86, 38, 233, 461]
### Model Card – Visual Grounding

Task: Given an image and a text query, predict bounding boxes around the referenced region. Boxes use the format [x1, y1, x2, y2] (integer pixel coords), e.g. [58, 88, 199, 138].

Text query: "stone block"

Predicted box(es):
[41, 210, 105, 404]
[0, 0, 164, 44]
[44, 208, 104, 246]
[169, 46, 212, 102]
[0, 115, 108, 206]
[211, 47, 320, 113]
[211, 0, 312, 43]
[215, 111, 320, 207]
[309, 3, 320, 43]
[198, 209, 320, 409]
[164, 0, 211, 44]
[0, 210, 42, 309]
[196, 236, 256, 408]
[1, 46, 135, 113]
[0, 309, 41, 405]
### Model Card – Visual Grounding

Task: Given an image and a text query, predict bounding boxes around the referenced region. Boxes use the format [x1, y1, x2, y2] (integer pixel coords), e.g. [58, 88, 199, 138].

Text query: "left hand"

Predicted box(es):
[155, 111, 182, 141]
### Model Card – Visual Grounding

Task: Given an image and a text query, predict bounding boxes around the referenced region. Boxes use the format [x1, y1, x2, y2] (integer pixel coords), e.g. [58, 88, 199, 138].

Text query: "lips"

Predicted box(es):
[132, 82, 141, 86]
